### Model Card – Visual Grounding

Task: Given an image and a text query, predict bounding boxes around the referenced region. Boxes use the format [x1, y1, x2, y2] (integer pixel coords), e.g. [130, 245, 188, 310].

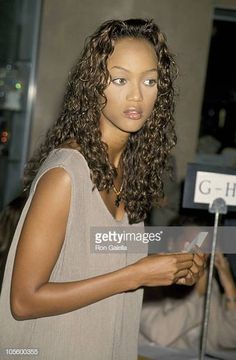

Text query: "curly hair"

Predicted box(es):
[24, 18, 178, 224]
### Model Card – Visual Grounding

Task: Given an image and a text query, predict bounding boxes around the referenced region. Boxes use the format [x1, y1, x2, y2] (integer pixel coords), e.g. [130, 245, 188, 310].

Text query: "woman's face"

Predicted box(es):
[100, 37, 158, 135]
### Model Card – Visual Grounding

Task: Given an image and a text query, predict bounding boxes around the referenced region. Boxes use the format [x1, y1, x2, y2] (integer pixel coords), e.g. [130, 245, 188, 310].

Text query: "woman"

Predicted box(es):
[0, 19, 205, 360]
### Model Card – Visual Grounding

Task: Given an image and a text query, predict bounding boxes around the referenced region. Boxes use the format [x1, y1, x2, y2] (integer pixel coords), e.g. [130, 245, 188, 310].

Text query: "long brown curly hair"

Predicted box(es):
[24, 18, 178, 224]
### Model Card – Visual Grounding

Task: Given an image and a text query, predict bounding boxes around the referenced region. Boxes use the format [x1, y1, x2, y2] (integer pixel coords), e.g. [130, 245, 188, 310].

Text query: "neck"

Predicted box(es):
[100, 120, 129, 168]
[108, 147, 125, 168]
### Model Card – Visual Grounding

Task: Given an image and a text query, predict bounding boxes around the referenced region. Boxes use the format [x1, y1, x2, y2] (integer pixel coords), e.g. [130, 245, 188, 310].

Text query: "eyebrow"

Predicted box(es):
[110, 66, 157, 73]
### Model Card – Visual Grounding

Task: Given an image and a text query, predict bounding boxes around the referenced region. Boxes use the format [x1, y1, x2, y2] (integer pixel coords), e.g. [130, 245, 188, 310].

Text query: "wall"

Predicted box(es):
[30, 0, 227, 180]
[214, 0, 236, 9]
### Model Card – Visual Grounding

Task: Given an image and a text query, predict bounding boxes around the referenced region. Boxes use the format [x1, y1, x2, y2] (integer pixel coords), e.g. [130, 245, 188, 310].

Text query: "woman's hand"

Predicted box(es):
[132, 250, 205, 288]
[183, 246, 206, 285]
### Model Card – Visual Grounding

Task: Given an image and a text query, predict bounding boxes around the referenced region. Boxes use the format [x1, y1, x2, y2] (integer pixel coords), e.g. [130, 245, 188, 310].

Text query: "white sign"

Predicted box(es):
[194, 171, 236, 206]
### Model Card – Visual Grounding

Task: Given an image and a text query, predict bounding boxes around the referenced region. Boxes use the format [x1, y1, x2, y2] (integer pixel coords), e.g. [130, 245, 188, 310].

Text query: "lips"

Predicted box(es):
[123, 107, 142, 120]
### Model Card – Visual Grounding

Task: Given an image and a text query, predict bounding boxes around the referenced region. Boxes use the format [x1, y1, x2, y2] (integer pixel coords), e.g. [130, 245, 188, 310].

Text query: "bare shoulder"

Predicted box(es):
[35, 167, 71, 200]
[38, 167, 71, 186]
[19, 168, 71, 249]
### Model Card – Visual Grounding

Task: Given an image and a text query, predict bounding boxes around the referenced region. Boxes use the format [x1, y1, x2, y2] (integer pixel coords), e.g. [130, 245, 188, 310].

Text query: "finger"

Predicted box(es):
[192, 245, 207, 259]
[176, 273, 195, 286]
[189, 266, 202, 281]
[189, 259, 206, 280]
[193, 250, 208, 270]
[186, 269, 199, 284]
[193, 251, 205, 267]
[184, 277, 197, 286]
[174, 253, 194, 262]
[176, 277, 186, 285]
[175, 269, 189, 278]
[176, 260, 193, 271]
[190, 262, 200, 275]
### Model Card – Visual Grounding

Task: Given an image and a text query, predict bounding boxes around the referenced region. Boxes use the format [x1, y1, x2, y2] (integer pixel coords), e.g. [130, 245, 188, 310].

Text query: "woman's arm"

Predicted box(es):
[10, 168, 204, 320]
[215, 252, 236, 311]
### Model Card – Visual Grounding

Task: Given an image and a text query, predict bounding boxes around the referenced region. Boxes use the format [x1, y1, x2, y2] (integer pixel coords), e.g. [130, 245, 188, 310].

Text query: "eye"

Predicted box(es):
[143, 79, 157, 87]
[111, 78, 127, 86]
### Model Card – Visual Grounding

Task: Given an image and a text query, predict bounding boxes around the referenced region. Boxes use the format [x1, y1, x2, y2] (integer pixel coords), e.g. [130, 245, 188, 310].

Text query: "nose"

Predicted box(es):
[126, 83, 143, 102]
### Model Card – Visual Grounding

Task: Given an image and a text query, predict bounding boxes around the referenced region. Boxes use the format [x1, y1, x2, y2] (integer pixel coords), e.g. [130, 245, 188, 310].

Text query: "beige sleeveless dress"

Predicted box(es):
[0, 149, 146, 360]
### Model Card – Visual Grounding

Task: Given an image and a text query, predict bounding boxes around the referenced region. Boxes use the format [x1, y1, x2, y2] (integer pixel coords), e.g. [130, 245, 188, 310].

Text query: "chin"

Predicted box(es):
[120, 126, 144, 134]
[119, 121, 146, 133]
[127, 123, 146, 133]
